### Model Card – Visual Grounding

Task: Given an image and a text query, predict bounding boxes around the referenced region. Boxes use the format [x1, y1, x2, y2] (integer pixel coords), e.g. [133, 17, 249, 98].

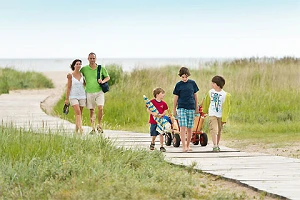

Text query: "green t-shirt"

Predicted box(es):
[80, 64, 109, 93]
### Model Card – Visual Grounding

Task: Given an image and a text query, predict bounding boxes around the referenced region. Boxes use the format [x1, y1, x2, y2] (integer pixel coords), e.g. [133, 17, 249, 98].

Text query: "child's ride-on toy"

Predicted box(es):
[165, 106, 208, 147]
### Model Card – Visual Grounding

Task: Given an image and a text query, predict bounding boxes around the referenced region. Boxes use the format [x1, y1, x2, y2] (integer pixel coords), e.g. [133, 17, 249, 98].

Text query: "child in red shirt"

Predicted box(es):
[146, 87, 169, 152]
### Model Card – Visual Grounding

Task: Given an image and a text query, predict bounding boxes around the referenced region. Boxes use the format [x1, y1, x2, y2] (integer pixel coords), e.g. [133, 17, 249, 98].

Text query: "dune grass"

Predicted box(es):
[0, 67, 54, 94]
[0, 125, 261, 199]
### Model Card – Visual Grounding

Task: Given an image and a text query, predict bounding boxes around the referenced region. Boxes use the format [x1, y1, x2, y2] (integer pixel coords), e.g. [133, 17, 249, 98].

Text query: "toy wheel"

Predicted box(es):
[200, 133, 208, 146]
[173, 134, 181, 147]
[165, 132, 172, 146]
[192, 134, 200, 145]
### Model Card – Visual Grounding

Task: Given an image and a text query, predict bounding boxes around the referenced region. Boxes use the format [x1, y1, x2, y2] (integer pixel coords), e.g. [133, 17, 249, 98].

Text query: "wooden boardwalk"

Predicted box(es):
[1, 86, 299, 200]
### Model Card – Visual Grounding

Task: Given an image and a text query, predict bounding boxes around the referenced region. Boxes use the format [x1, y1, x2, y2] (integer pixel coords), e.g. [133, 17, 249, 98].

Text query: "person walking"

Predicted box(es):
[202, 75, 231, 152]
[80, 52, 110, 134]
[173, 67, 199, 152]
[146, 87, 168, 152]
[65, 59, 86, 134]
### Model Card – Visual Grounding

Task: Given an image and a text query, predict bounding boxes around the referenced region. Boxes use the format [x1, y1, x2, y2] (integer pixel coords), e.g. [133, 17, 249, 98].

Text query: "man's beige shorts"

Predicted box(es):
[86, 91, 105, 109]
[70, 99, 87, 107]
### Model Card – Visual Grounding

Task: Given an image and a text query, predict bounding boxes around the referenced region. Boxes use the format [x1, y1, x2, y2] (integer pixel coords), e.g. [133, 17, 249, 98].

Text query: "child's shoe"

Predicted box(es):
[160, 146, 166, 152]
[150, 143, 155, 150]
[212, 146, 220, 152]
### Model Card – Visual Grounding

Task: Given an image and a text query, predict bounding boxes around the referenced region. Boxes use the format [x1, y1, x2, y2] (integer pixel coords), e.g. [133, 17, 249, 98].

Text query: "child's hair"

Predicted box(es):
[212, 75, 225, 89]
[153, 87, 165, 98]
[70, 59, 82, 71]
[178, 66, 191, 77]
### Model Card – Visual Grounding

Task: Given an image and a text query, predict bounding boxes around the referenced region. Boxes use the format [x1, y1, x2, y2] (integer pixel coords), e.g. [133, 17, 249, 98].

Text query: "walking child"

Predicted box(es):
[202, 75, 231, 152]
[146, 87, 168, 152]
[173, 67, 199, 152]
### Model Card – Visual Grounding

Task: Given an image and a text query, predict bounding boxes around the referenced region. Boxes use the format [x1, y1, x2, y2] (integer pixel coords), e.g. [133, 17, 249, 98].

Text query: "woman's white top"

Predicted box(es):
[69, 74, 86, 99]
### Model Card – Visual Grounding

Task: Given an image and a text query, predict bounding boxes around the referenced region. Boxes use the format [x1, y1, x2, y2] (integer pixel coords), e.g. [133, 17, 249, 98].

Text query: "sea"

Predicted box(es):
[0, 58, 229, 72]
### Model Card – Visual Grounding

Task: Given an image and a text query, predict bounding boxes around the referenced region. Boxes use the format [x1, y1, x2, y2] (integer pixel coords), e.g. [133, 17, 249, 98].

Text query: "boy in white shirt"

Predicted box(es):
[203, 76, 231, 152]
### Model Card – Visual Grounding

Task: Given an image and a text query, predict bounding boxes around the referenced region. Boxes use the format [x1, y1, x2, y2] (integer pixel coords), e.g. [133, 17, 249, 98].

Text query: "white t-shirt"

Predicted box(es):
[69, 74, 86, 100]
[208, 89, 227, 118]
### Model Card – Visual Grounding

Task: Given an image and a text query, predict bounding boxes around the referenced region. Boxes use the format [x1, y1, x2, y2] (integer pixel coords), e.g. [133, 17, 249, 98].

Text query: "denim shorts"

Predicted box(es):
[177, 108, 195, 128]
[150, 124, 160, 136]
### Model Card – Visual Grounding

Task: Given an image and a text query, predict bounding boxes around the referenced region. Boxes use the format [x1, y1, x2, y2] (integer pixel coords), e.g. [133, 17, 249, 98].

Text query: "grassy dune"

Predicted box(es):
[0, 67, 54, 94]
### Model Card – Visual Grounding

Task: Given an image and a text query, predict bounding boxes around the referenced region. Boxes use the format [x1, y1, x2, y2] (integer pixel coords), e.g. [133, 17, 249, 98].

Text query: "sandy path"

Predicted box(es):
[40, 71, 69, 114]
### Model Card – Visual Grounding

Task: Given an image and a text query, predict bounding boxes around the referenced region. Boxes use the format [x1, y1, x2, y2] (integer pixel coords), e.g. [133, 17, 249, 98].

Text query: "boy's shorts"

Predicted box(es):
[150, 124, 160, 136]
[209, 116, 222, 135]
[70, 99, 86, 107]
[177, 108, 195, 128]
[86, 91, 104, 109]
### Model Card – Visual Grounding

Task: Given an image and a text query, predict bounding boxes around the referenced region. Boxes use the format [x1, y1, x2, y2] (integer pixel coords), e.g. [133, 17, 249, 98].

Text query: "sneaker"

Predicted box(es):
[217, 146, 220, 151]
[150, 143, 155, 150]
[97, 125, 103, 133]
[160, 147, 166, 152]
[89, 130, 96, 135]
[212, 146, 220, 152]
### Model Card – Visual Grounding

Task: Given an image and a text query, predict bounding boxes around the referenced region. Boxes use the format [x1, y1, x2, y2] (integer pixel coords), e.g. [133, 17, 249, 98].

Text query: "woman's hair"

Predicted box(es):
[212, 75, 225, 89]
[70, 59, 82, 71]
[178, 66, 191, 77]
[153, 87, 165, 98]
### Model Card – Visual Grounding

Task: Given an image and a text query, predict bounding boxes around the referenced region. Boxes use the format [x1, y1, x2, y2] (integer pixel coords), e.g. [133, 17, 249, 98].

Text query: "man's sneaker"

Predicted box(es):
[150, 143, 155, 150]
[160, 147, 166, 152]
[89, 130, 96, 135]
[212, 146, 220, 152]
[97, 125, 103, 133]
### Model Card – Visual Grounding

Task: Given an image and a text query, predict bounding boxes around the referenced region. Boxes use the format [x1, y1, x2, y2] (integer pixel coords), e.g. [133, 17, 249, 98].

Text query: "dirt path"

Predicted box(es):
[40, 71, 69, 114]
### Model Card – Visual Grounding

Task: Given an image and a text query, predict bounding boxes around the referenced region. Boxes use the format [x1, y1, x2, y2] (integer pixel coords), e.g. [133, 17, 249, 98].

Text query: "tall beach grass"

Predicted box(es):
[0, 125, 258, 199]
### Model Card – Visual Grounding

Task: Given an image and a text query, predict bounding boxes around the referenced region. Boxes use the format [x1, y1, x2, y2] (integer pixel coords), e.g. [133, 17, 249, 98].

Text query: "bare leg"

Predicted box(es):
[90, 109, 95, 131]
[209, 117, 218, 146]
[180, 126, 187, 152]
[217, 128, 222, 145]
[186, 128, 192, 151]
[159, 134, 164, 147]
[72, 104, 81, 133]
[97, 105, 103, 127]
[79, 106, 84, 133]
[217, 120, 223, 146]
[151, 136, 156, 144]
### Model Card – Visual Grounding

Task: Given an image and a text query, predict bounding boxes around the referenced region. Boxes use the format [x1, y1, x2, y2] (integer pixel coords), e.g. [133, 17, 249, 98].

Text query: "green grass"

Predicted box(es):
[0, 125, 258, 199]
[0, 67, 54, 94]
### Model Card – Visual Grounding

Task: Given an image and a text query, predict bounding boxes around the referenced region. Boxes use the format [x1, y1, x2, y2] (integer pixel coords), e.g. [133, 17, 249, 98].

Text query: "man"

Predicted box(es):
[80, 52, 110, 134]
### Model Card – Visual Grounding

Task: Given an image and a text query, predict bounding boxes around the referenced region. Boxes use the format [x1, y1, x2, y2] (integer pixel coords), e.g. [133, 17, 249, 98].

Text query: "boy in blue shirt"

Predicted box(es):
[173, 67, 199, 152]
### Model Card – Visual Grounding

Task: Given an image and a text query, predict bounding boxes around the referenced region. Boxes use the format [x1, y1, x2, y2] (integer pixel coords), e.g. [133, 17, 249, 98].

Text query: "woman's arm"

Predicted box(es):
[65, 73, 72, 105]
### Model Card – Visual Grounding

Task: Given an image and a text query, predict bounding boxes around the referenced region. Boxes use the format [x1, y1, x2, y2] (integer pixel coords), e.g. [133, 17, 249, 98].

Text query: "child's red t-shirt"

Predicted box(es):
[148, 99, 168, 124]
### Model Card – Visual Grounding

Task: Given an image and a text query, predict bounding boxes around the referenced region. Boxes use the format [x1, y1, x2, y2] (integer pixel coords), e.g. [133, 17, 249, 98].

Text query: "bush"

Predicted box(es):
[106, 64, 123, 86]
[0, 74, 9, 94]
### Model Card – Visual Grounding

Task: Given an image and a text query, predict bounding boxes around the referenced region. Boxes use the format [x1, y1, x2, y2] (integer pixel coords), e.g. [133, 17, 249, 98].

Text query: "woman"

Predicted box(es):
[65, 59, 86, 134]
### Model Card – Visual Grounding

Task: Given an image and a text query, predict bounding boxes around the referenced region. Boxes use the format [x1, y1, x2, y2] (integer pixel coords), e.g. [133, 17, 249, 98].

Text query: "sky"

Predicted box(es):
[0, 0, 299, 58]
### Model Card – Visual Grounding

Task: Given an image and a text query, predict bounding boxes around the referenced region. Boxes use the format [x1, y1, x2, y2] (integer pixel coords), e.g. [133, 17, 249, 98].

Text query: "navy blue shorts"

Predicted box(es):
[150, 124, 160, 136]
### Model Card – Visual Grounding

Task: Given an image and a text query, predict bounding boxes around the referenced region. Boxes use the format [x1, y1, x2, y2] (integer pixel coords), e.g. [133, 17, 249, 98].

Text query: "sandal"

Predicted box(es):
[97, 125, 103, 133]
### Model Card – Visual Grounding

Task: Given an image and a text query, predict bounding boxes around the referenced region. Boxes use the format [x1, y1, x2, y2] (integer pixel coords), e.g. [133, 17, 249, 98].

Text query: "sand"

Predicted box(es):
[40, 71, 69, 114]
